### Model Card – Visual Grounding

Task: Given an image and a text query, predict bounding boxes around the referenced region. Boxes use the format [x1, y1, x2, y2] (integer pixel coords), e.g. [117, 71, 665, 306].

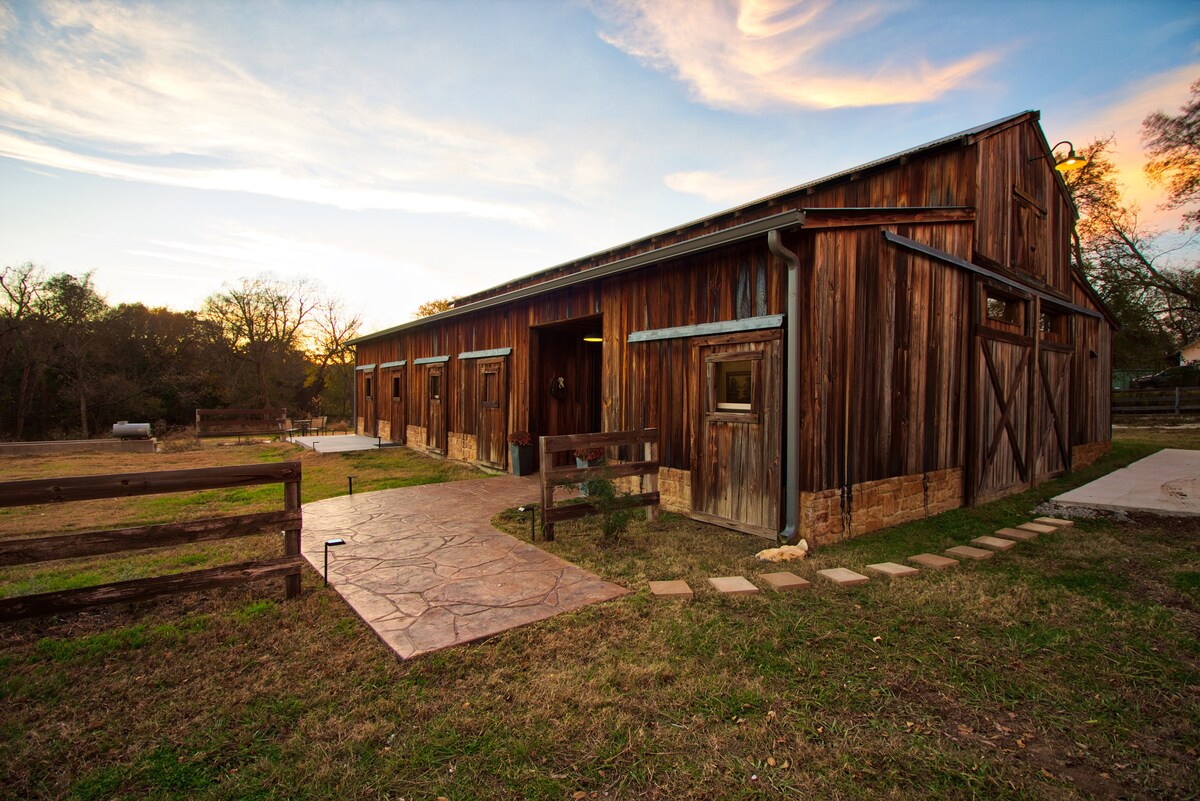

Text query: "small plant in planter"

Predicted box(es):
[507, 431, 536, 476]
[573, 446, 605, 494]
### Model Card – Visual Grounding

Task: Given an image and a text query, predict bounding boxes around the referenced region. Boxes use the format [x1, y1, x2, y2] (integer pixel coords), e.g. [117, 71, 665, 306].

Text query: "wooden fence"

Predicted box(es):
[539, 429, 660, 541]
[1112, 388, 1200, 415]
[195, 408, 290, 439]
[0, 462, 303, 622]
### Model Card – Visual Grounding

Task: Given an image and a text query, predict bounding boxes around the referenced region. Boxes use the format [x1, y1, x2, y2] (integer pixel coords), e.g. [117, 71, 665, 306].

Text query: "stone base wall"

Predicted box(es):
[406, 425, 428, 453]
[1071, 440, 1111, 470]
[657, 467, 691, 512]
[447, 432, 478, 462]
[799, 467, 964, 548]
[376, 420, 390, 441]
[355, 416, 364, 435]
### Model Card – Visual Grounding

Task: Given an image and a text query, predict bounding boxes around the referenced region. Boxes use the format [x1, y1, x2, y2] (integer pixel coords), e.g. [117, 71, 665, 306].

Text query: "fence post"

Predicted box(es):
[539, 435, 554, 541]
[1176, 387, 1182, 415]
[644, 439, 659, 523]
[283, 477, 302, 598]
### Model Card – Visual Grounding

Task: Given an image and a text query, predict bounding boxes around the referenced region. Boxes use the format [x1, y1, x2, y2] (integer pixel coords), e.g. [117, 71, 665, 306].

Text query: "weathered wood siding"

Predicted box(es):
[1071, 281, 1113, 446]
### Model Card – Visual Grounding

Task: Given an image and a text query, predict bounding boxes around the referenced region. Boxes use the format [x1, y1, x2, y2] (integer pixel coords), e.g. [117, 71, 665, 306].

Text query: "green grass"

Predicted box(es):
[0, 429, 1197, 799]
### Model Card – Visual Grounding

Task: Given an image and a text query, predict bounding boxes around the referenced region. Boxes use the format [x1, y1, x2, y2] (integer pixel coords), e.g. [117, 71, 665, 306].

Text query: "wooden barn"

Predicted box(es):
[351, 111, 1115, 546]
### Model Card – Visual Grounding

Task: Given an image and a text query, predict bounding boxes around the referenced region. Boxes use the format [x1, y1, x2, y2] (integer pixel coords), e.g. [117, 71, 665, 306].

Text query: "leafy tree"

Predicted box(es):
[413, 296, 456, 318]
[1144, 79, 1200, 231]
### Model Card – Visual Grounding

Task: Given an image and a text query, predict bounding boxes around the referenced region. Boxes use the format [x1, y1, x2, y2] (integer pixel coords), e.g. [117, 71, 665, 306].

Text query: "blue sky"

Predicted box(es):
[1, 0, 1197, 332]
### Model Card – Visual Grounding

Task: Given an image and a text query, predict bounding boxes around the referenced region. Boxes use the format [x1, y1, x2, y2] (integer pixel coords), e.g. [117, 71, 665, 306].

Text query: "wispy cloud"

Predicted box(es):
[595, 0, 998, 111]
[0, 0, 589, 222]
[664, 170, 779, 204]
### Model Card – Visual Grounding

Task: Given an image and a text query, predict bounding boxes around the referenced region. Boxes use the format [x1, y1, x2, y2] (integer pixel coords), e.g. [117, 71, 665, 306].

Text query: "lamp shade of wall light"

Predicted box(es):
[1050, 140, 1087, 172]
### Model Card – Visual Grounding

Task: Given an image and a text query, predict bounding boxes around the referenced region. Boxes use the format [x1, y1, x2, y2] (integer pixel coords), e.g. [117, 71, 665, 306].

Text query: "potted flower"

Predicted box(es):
[507, 431, 536, 476]
[573, 446, 605, 495]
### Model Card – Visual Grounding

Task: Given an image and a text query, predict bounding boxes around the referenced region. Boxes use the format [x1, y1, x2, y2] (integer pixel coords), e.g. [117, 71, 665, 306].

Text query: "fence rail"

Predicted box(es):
[0, 461, 303, 622]
[1112, 387, 1200, 415]
[538, 429, 660, 541]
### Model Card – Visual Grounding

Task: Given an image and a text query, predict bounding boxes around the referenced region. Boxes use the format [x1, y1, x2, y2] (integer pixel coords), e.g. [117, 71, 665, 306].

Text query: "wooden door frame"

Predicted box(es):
[387, 366, 406, 444]
[475, 356, 507, 468]
[426, 363, 447, 454]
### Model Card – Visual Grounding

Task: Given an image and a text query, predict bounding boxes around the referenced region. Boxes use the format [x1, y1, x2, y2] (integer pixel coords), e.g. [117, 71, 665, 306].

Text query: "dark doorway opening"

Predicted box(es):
[532, 315, 603, 464]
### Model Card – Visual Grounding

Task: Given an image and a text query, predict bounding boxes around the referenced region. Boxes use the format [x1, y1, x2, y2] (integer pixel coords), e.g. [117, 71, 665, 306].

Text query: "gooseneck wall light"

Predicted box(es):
[1032, 140, 1088, 172]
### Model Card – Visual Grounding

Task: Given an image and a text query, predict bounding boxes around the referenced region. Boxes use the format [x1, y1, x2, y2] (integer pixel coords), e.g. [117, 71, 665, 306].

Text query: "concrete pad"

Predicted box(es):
[995, 527, 1038, 541]
[1053, 448, 1200, 517]
[908, 553, 958, 570]
[971, 535, 1016, 552]
[292, 434, 384, 453]
[758, 572, 811, 592]
[865, 562, 919, 578]
[708, 576, 760, 595]
[649, 580, 694, 598]
[817, 568, 870, 587]
[301, 475, 627, 660]
[945, 545, 994, 561]
[1017, 522, 1057, 534]
[1034, 517, 1074, 528]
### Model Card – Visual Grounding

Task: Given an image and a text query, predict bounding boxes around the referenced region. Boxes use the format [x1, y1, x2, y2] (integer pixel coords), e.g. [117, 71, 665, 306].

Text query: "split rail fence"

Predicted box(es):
[538, 428, 660, 541]
[0, 462, 303, 622]
[1112, 388, 1200, 415]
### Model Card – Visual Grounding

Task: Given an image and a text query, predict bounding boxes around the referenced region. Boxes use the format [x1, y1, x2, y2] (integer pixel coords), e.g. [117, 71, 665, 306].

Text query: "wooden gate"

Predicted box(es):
[476, 357, 507, 467]
[690, 332, 781, 538]
[426, 364, 447, 454]
[1034, 344, 1073, 480]
[971, 326, 1033, 503]
[386, 366, 406, 444]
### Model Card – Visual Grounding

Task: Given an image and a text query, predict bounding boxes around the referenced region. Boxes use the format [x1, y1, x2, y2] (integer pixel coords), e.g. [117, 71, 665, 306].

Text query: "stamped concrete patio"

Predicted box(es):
[300, 476, 628, 659]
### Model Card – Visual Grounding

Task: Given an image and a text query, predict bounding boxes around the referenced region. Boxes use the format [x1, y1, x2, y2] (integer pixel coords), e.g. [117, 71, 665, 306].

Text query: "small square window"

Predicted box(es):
[715, 361, 754, 411]
[985, 290, 1023, 326]
[392, 376, 401, 399]
[364, 377, 372, 398]
[429, 373, 441, 401]
[482, 370, 498, 407]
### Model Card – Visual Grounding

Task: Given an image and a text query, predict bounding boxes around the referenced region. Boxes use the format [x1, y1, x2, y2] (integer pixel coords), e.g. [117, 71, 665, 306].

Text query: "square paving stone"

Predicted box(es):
[995, 527, 1038, 541]
[759, 572, 812, 592]
[1018, 522, 1057, 534]
[866, 562, 920, 578]
[971, 535, 1016, 552]
[649, 580, 693, 598]
[708, 576, 760, 594]
[817, 568, 870, 587]
[1035, 517, 1074, 528]
[908, 553, 958, 570]
[945, 545, 994, 561]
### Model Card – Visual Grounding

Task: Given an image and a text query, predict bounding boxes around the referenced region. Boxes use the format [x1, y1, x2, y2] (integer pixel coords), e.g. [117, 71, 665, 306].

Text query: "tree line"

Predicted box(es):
[0, 268, 360, 441]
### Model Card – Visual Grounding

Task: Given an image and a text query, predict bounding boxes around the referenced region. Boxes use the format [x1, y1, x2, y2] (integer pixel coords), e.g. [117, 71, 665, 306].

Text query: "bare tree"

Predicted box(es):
[1143, 78, 1200, 231]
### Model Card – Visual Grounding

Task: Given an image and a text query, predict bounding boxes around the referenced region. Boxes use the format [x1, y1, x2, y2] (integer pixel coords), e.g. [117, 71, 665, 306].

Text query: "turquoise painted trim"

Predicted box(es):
[413, 355, 450, 365]
[458, 347, 512, 360]
[379, 360, 406, 368]
[355, 363, 376, 372]
[627, 314, 785, 343]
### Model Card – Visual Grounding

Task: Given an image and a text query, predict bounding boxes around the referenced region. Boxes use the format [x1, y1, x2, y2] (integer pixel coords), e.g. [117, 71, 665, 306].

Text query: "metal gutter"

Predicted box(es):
[767, 229, 801, 545]
[349, 210, 806, 345]
[354, 363, 376, 372]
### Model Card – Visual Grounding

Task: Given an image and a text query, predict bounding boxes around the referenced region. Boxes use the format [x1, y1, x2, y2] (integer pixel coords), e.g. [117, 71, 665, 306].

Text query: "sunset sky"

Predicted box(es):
[1, 0, 1197, 332]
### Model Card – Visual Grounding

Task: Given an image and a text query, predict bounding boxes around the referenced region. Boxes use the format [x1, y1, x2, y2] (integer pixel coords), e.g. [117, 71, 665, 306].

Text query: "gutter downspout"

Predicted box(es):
[767, 229, 800, 544]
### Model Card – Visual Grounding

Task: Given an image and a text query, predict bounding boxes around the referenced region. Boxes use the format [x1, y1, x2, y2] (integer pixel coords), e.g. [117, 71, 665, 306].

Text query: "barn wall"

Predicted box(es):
[1071, 280, 1114, 456]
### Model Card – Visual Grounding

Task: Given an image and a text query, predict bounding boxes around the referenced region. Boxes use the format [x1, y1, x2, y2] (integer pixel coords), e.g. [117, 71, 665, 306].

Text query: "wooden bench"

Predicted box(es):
[195, 408, 291, 441]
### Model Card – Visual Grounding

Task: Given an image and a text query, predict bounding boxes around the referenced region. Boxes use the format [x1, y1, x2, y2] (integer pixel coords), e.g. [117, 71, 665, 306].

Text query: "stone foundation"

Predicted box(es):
[376, 420, 390, 441]
[355, 416, 365, 435]
[799, 467, 965, 548]
[657, 466, 691, 512]
[1071, 440, 1111, 470]
[447, 432, 478, 462]
[405, 425, 428, 453]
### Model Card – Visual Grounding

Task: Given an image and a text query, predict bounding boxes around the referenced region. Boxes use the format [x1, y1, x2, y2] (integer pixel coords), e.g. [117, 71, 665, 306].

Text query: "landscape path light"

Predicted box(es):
[324, 538, 346, 586]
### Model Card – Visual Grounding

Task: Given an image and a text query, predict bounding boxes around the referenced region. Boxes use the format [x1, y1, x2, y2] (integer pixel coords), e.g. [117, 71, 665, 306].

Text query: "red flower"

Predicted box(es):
[573, 447, 604, 462]
[507, 431, 533, 446]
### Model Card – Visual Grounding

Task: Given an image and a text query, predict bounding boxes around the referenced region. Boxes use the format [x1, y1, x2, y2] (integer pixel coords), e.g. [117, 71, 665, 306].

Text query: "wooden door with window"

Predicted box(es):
[358, 369, 376, 437]
[387, 367, 406, 444]
[476, 357, 507, 468]
[690, 332, 781, 538]
[970, 287, 1033, 503]
[426, 364, 447, 454]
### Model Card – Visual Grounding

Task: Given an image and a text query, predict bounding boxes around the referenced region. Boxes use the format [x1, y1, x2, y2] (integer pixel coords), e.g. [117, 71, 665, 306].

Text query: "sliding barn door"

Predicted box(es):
[1034, 343, 1073, 480]
[690, 332, 782, 538]
[476, 357, 507, 468]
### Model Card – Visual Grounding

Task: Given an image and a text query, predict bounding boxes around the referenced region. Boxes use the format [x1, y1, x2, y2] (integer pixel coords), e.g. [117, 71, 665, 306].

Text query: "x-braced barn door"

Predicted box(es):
[970, 287, 1033, 503]
[690, 332, 782, 538]
[476, 357, 507, 468]
[1034, 343, 1073, 480]
[426, 364, 447, 454]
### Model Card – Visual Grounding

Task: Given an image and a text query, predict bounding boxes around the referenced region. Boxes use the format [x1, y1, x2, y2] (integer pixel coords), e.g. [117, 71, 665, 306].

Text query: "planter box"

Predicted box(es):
[509, 444, 536, 476]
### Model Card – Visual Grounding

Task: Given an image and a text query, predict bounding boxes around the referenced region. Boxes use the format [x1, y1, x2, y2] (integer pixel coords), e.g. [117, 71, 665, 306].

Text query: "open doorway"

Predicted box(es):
[531, 315, 603, 463]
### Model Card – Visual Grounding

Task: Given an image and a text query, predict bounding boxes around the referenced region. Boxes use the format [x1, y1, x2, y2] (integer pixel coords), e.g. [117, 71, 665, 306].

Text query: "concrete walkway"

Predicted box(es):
[1054, 448, 1199, 516]
[300, 476, 628, 659]
[290, 434, 384, 453]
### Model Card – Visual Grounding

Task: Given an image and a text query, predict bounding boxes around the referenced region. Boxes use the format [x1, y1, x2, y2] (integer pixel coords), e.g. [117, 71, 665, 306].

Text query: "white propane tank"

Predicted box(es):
[112, 421, 152, 439]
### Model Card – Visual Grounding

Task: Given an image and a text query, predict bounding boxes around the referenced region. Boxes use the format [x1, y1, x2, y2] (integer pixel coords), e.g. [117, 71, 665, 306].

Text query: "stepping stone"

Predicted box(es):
[708, 576, 759, 595]
[866, 562, 919, 578]
[1017, 522, 1057, 534]
[1034, 517, 1074, 528]
[908, 553, 958, 570]
[649, 580, 693, 598]
[816, 568, 870, 587]
[971, 535, 1016, 552]
[995, 527, 1038, 541]
[945, 545, 994, 561]
[758, 572, 811, 592]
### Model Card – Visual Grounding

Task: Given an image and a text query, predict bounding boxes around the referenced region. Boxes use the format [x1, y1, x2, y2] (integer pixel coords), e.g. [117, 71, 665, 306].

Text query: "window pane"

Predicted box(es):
[715, 360, 754, 411]
[392, 376, 401, 399]
[365, 377, 372, 397]
[429, 374, 440, 400]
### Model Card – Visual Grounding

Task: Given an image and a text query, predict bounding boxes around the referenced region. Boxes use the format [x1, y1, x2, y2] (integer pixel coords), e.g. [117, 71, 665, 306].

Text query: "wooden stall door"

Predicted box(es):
[971, 329, 1033, 503]
[690, 333, 782, 538]
[358, 369, 376, 437]
[426, 364, 447, 454]
[388, 367, 406, 444]
[476, 357, 507, 468]
[1034, 346, 1073, 480]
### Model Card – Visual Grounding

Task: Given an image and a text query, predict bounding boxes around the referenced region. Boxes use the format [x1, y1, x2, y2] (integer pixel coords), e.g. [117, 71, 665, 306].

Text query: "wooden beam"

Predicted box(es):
[0, 509, 302, 566]
[802, 206, 975, 229]
[544, 460, 658, 484]
[0, 556, 305, 622]
[542, 492, 661, 524]
[628, 315, 783, 343]
[0, 462, 301, 508]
